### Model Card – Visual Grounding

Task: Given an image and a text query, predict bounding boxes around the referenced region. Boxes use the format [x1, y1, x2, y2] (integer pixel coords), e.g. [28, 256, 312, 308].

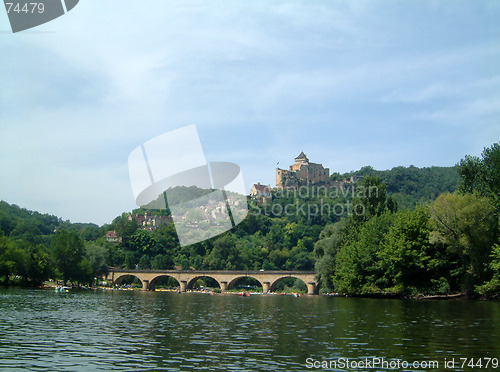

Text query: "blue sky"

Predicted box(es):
[1, 1, 499, 225]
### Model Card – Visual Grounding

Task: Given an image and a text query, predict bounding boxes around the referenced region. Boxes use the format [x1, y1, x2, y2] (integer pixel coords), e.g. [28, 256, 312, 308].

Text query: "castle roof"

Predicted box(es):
[295, 151, 308, 160]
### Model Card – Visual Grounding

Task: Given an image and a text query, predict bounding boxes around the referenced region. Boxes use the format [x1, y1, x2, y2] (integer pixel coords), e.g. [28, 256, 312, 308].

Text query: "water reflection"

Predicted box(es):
[0, 289, 499, 371]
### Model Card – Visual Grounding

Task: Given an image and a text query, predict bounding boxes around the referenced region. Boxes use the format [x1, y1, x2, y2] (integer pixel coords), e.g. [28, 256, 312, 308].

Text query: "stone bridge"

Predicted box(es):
[106, 269, 319, 295]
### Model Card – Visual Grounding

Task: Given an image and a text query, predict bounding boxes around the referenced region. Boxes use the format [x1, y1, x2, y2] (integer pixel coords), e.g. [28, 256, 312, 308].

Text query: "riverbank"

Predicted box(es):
[3, 282, 496, 300]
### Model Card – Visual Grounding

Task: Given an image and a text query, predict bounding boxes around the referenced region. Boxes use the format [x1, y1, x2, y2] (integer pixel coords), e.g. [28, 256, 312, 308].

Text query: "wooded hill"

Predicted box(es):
[1, 144, 498, 298]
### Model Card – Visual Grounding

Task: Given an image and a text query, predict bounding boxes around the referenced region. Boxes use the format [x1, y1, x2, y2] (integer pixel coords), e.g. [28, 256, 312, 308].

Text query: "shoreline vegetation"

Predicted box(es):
[1, 143, 499, 300]
[5, 283, 483, 301]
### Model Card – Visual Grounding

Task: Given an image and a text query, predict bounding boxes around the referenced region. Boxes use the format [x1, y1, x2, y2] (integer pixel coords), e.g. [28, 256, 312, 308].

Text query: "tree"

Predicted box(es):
[112, 213, 138, 247]
[333, 213, 395, 295]
[124, 251, 137, 269]
[23, 244, 51, 287]
[0, 235, 23, 285]
[50, 229, 85, 284]
[457, 155, 483, 194]
[429, 193, 497, 293]
[138, 254, 151, 269]
[76, 258, 94, 286]
[151, 254, 174, 270]
[203, 234, 243, 270]
[378, 207, 433, 294]
[80, 225, 101, 241]
[482, 143, 500, 204]
[476, 244, 500, 297]
[457, 142, 500, 208]
[314, 221, 348, 291]
[130, 230, 159, 255]
[85, 242, 109, 285]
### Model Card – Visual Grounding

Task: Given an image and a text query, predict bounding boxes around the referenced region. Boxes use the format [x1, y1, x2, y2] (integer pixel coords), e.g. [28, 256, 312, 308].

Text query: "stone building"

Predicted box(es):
[105, 230, 122, 243]
[128, 212, 173, 231]
[250, 182, 272, 204]
[276, 152, 330, 189]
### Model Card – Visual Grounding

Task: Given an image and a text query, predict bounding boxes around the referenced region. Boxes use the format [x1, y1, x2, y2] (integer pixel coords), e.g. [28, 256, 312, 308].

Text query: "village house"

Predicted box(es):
[128, 212, 173, 231]
[250, 182, 272, 204]
[105, 230, 122, 243]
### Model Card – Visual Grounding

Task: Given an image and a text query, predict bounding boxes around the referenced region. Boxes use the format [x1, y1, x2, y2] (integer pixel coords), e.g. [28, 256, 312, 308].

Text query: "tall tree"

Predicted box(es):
[85, 242, 109, 284]
[457, 142, 500, 207]
[50, 229, 85, 284]
[378, 207, 433, 294]
[429, 193, 497, 293]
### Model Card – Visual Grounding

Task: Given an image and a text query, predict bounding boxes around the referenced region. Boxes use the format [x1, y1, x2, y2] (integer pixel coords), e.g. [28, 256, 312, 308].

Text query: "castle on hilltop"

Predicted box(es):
[276, 152, 330, 189]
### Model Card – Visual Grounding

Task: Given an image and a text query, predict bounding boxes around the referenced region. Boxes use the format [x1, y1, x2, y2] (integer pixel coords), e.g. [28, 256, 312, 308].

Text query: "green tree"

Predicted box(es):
[124, 251, 137, 269]
[85, 242, 109, 285]
[476, 244, 500, 297]
[23, 244, 51, 287]
[269, 249, 289, 269]
[151, 254, 174, 270]
[457, 142, 500, 208]
[130, 230, 158, 255]
[378, 207, 433, 294]
[203, 234, 243, 270]
[314, 221, 349, 291]
[333, 213, 395, 295]
[138, 254, 151, 269]
[112, 213, 138, 247]
[50, 229, 85, 284]
[76, 258, 94, 286]
[429, 193, 497, 293]
[0, 235, 23, 285]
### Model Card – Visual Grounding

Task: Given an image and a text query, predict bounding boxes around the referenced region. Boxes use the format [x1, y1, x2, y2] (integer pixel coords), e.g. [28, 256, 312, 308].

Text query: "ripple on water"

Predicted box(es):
[1, 289, 500, 371]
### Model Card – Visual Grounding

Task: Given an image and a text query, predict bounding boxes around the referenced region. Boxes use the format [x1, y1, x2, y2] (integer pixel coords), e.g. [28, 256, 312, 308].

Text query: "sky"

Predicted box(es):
[1, 0, 499, 225]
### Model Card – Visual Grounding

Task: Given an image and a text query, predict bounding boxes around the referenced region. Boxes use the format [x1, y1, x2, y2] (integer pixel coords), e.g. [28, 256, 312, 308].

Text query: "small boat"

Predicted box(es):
[55, 286, 71, 293]
[238, 291, 250, 297]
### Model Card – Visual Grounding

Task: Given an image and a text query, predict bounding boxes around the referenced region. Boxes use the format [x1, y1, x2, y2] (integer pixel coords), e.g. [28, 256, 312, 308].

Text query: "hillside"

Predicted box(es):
[0, 163, 463, 289]
[338, 165, 460, 210]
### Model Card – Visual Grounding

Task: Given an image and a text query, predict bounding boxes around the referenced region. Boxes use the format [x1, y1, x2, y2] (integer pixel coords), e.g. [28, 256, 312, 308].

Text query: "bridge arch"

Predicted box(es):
[187, 275, 221, 290]
[227, 276, 264, 290]
[106, 269, 318, 294]
[113, 274, 143, 287]
[270, 276, 308, 293]
[149, 275, 181, 291]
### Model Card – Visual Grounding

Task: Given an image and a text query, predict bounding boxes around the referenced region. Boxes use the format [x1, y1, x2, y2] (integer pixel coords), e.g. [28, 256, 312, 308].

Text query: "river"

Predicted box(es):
[0, 288, 499, 371]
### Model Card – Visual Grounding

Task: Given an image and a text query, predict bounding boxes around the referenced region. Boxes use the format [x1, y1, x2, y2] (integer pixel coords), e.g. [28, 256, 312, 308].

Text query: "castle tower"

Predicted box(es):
[294, 151, 309, 165]
[276, 151, 330, 189]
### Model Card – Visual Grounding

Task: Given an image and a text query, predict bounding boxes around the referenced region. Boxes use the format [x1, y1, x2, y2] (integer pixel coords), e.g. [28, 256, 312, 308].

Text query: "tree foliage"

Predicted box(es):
[320, 143, 500, 298]
[457, 142, 500, 208]
[50, 229, 85, 284]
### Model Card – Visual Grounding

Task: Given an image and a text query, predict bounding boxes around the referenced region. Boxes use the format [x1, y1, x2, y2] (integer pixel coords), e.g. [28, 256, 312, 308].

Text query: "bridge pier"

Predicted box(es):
[262, 282, 270, 294]
[220, 281, 227, 292]
[180, 281, 187, 292]
[142, 280, 149, 291]
[307, 282, 318, 295]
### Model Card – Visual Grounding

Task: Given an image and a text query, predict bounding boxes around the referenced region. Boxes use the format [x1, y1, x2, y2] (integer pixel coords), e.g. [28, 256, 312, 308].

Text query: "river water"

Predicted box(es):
[0, 288, 499, 371]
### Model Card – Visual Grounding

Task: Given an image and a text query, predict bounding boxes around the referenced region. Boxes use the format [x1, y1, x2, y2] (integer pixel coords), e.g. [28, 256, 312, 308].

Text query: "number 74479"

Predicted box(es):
[5, 2, 45, 14]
